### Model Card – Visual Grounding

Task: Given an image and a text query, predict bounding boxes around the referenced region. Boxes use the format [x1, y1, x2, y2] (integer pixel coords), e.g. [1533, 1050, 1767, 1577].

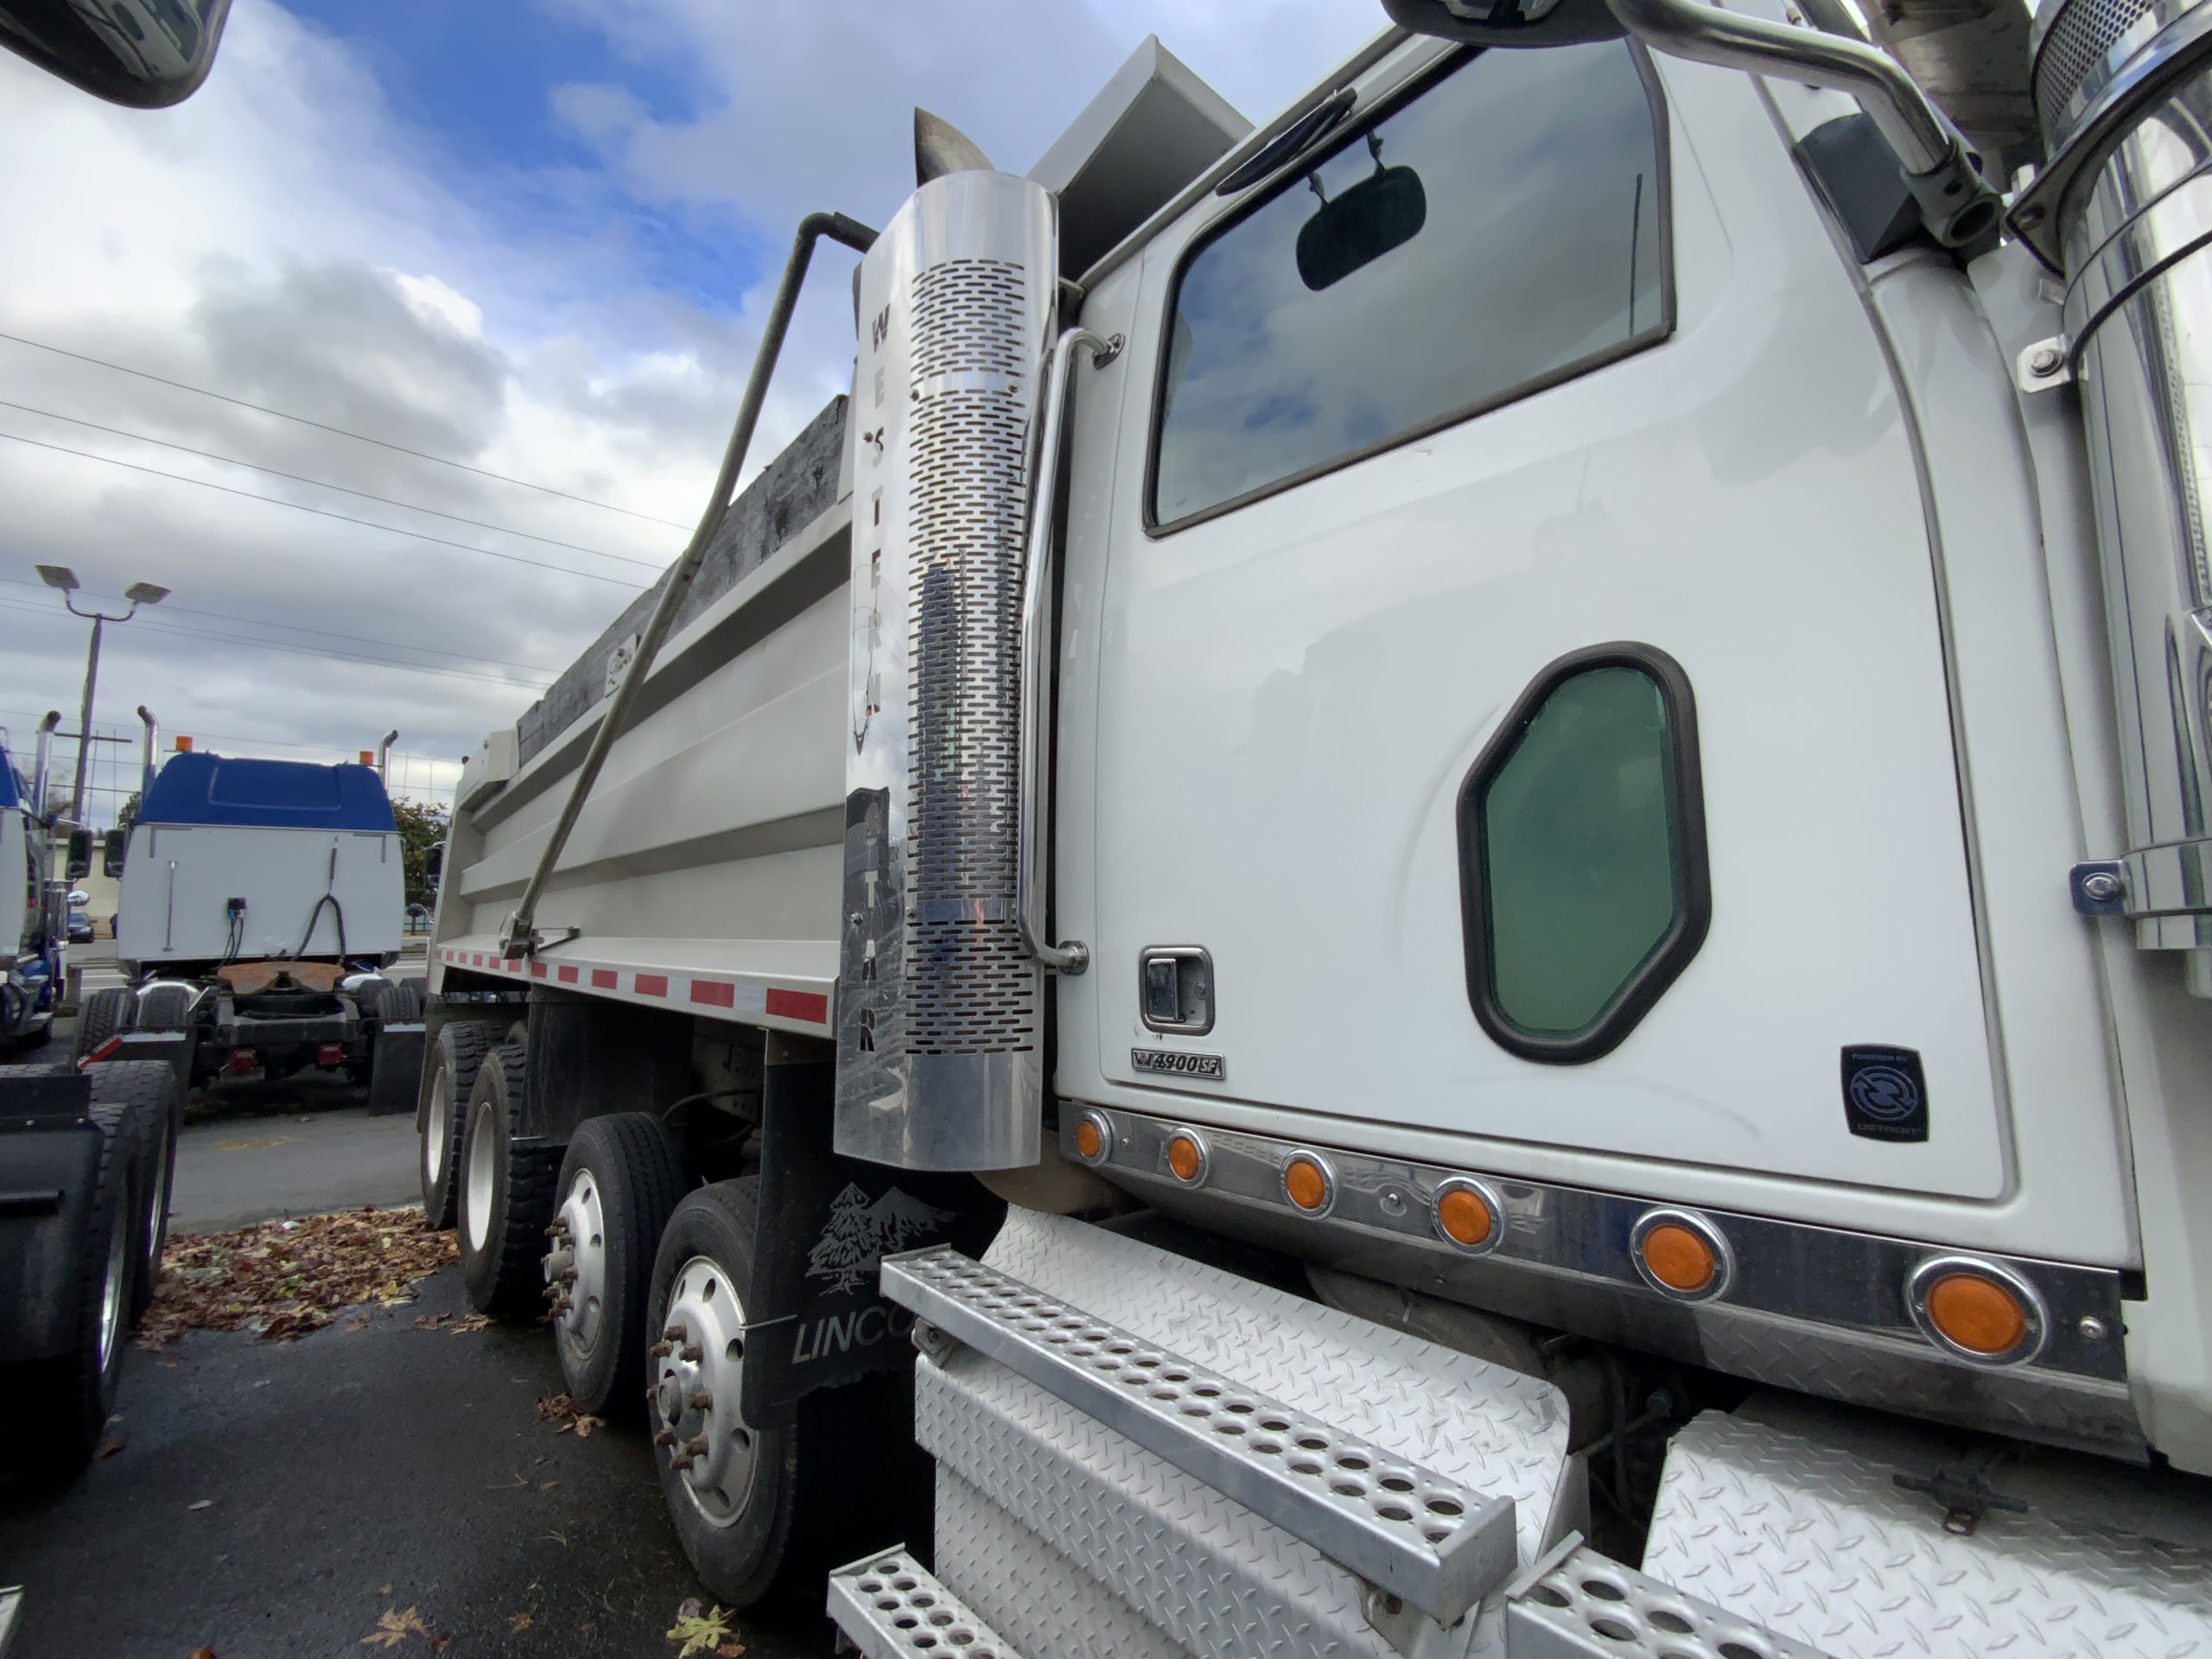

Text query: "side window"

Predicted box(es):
[1150, 41, 1668, 530]
[1457, 645, 1708, 1064]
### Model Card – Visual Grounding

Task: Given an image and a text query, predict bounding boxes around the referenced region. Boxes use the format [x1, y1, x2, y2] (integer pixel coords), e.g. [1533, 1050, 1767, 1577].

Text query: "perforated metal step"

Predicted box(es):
[883, 1244, 1520, 1624]
[827, 1549, 1025, 1659]
[1507, 1540, 1827, 1658]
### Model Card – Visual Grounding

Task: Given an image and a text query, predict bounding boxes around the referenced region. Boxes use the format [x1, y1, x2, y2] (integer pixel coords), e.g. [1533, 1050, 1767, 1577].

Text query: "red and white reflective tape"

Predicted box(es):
[433, 945, 830, 1029]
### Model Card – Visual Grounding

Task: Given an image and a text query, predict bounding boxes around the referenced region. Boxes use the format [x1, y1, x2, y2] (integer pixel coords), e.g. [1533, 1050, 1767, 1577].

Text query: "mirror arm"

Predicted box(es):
[1603, 0, 1999, 245]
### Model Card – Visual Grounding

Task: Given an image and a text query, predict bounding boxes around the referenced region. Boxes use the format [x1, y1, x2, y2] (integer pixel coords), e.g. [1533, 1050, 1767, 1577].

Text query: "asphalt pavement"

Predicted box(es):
[0, 994, 835, 1659]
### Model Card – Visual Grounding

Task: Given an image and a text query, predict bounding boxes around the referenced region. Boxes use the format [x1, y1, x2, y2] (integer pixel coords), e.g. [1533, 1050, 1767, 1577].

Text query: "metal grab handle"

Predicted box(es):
[1016, 328, 1111, 976]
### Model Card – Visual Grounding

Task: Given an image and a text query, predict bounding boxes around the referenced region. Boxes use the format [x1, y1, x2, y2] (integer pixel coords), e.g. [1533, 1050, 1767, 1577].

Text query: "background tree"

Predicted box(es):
[116, 790, 140, 836]
[391, 798, 451, 908]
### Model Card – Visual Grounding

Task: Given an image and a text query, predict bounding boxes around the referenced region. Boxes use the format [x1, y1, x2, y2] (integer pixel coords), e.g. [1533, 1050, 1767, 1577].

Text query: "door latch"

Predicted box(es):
[1139, 947, 1214, 1035]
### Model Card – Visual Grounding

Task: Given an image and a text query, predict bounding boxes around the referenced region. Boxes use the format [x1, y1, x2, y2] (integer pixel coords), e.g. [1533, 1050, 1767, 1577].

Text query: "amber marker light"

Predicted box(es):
[1630, 1210, 1732, 1302]
[1910, 1258, 2044, 1364]
[1433, 1179, 1503, 1255]
[1072, 1111, 1110, 1166]
[1166, 1130, 1208, 1185]
[1281, 1154, 1335, 1215]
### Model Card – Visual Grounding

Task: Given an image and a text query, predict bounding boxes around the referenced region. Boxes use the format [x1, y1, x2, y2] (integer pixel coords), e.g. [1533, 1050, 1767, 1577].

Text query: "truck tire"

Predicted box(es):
[88, 1060, 182, 1325]
[548, 1113, 686, 1417]
[1, 1068, 149, 1474]
[372, 979, 423, 1027]
[71, 987, 135, 1064]
[645, 1177, 928, 1609]
[420, 1020, 497, 1228]
[135, 983, 194, 1031]
[457, 1042, 560, 1319]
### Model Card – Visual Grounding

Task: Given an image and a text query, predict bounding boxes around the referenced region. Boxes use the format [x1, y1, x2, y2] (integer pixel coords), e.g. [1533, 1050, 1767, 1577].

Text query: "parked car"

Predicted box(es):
[66, 906, 92, 944]
[404, 903, 431, 933]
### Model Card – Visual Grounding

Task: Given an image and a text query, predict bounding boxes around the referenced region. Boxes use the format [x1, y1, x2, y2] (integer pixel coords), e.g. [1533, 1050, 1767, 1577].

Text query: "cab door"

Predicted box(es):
[1056, 37, 2008, 1200]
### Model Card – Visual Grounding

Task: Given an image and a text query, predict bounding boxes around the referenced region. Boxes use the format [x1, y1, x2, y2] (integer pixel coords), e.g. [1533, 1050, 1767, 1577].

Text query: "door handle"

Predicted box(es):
[1016, 327, 1115, 976]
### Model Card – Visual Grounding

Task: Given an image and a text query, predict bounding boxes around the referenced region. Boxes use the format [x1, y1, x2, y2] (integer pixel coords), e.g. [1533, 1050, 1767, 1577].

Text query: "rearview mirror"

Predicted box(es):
[1297, 162, 1428, 291]
[103, 827, 127, 876]
[0, 0, 232, 108]
[65, 829, 91, 881]
[1380, 0, 1625, 46]
[422, 842, 444, 889]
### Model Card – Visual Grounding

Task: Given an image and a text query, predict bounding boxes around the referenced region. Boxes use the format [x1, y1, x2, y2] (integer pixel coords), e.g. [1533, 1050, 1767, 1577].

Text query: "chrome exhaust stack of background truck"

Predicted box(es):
[2013, 0, 2212, 989]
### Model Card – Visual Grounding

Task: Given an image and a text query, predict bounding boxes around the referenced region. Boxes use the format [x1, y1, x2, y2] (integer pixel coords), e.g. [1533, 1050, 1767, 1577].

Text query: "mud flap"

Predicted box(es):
[741, 1055, 1001, 1427]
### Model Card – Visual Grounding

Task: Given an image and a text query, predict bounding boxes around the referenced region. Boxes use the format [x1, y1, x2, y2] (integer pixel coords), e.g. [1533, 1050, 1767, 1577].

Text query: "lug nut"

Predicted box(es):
[653, 1429, 677, 1448]
[542, 1283, 563, 1301]
[683, 1434, 709, 1456]
[544, 1219, 570, 1236]
[687, 1391, 712, 1411]
[668, 1454, 695, 1472]
[649, 1340, 673, 1358]
[664, 1324, 685, 1340]
[681, 1344, 703, 1363]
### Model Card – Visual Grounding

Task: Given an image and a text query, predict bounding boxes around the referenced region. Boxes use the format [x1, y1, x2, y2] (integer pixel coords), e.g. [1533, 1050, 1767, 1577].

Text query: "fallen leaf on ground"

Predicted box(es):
[188, 1499, 213, 1510]
[410, 1311, 490, 1335]
[93, 1432, 127, 1459]
[667, 1600, 735, 1658]
[188, 1648, 216, 1658]
[379, 1584, 393, 1596]
[717, 1646, 744, 1657]
[361, 1605, 428, 1649]
[429, 1637, 451, 1654]
[342, 1313, 372, 1332]
[136, 1205, 454, 1351]
[508, 1612, 533, 1633]
[533, 1392, 604, 1439]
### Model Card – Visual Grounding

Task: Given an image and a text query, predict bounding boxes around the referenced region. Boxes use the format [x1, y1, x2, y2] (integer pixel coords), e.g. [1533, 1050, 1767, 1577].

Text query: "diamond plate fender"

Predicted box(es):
[1643, 1413, 2212, 1658]
[979, 1208, 1580, 1566]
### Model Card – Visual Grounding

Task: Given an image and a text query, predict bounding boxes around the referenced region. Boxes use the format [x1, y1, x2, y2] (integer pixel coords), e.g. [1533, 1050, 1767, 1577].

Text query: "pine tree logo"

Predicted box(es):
[805, 1182, 959, 1294]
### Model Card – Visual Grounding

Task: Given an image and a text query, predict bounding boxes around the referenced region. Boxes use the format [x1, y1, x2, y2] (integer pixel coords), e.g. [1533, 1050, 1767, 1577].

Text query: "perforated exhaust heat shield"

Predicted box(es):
[835, 172, 1057, 1170]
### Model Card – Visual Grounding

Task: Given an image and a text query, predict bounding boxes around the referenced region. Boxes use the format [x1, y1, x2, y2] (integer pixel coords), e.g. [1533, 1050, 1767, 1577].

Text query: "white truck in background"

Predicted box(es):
[388, 0, 2212, 1652]
[82, 723, 424, 1110]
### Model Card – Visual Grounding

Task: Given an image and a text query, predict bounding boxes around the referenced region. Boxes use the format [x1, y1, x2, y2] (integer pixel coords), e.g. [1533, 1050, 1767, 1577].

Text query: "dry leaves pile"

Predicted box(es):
[137, 1205, 459, 1349]
[534, 1391, 605, 1439]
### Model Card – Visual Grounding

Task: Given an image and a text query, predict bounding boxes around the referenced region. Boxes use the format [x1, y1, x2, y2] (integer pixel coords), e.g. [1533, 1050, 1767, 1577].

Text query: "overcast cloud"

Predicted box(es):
[0, 0, 1383, 825]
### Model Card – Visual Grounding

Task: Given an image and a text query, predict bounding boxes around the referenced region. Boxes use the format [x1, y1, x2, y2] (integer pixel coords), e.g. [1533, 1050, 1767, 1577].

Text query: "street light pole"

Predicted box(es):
[35, 565, 171, 830]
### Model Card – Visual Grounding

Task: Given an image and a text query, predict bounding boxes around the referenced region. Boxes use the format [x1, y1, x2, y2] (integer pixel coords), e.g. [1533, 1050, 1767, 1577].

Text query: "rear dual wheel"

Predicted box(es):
[419, 1020, 495, 1229]
[545, 1112, 684, 1416]
[457, 1042, 561, 1319]
[645, 1177, 928, 1610]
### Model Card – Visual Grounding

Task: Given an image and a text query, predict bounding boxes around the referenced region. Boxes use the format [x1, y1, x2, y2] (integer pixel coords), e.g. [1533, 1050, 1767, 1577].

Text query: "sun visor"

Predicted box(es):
[1030, 35, 1250, 280]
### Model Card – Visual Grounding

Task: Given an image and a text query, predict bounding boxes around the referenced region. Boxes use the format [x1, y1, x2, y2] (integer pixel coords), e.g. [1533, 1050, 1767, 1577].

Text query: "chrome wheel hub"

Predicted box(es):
[425, 1068, 452, 1189]
[462, 1099, 496, 1253]
[544, 1168, 607, 1359]
[652, 1254, 754, 1529]
[97, 1194, 128, 1376]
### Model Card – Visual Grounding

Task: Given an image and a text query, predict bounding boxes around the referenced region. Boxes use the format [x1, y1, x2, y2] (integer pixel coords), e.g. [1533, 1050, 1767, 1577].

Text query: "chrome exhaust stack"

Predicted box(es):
[2013, 0, 2212, 989]
[377, 728, 397, 783]
[137, 705, 159, 797]
[30, 710, 60, 820]
[834, 142, 1058, 1171]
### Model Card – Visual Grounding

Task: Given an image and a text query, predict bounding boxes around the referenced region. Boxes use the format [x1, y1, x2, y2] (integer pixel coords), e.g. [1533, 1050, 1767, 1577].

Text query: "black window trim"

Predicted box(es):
[1141, 39, 1677, 539]
[1455, 640, 1710, 1065]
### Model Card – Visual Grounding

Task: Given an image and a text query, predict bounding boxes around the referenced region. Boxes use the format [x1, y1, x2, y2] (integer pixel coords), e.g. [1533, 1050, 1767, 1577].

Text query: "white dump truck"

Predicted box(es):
[411, 0, 2212, 1651]
[82, 725, 424, 1109]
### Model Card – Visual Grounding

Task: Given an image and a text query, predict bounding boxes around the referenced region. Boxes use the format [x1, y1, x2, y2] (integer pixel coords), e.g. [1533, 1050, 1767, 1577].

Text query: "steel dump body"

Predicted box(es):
[429, 403, 853, 1034]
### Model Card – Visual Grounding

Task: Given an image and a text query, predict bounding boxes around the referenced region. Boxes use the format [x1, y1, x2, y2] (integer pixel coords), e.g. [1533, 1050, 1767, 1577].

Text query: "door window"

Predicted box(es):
[1150, 41, 1668, 530]
[1457, 645, 1708, 1063]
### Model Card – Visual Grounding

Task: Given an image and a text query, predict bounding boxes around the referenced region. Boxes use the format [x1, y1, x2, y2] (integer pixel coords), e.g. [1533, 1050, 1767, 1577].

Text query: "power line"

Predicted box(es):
[0, 329, 695, 530]
[0, 575, 564, 676]
[0, 429, 652, 588]
[0, 399, 664, 570]
[0, 597, 551, 689]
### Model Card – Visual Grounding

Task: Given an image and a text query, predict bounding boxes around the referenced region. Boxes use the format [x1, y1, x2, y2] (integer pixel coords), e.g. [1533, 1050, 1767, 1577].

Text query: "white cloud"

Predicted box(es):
[0, 0, 1389, 828]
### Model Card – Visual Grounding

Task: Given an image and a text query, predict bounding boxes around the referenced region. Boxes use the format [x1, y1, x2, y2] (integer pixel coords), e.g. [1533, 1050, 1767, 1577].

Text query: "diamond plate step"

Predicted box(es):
[1507, 1540, 1827, 1658]
[884, 1244, 1519, 1624]
[827, 1549, 1025, 1659]
[1644, 1413, 2212, 1658]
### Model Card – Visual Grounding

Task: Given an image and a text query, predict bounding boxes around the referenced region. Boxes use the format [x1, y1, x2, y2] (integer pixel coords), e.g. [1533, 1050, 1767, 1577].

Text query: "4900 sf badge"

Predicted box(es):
[1131, 1048, 1225, 1081]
